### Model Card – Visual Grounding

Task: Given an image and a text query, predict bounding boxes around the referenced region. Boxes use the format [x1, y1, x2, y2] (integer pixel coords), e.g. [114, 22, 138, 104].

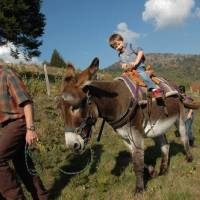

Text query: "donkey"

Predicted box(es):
[57, 57, 200, 193]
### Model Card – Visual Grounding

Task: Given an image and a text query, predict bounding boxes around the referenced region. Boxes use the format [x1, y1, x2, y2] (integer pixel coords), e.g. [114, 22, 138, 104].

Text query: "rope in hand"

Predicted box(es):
[25, 143, 43, 176]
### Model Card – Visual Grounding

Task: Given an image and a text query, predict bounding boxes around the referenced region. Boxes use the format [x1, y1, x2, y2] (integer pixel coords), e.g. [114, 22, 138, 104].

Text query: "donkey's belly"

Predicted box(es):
[144, 115, 177, 138]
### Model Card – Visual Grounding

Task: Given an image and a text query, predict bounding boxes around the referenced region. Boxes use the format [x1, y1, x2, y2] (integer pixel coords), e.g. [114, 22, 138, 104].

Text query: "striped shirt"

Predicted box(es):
[0, 66, 32, 124]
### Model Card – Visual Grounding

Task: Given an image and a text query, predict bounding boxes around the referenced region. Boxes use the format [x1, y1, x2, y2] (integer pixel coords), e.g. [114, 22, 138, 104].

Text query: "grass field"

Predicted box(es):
[17, 68, 200, 200]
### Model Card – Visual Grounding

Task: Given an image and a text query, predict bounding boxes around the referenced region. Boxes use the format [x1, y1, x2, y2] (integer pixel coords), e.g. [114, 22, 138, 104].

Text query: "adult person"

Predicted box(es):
[174, 85, 195, 147]
[0, 65, 48, 199]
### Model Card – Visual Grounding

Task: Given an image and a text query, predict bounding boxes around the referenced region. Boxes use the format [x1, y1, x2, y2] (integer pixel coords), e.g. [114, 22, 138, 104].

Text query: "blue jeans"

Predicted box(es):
[185, 117, 194, 141]
[174, 115, 194, 141]
[136, 65, 156, 90]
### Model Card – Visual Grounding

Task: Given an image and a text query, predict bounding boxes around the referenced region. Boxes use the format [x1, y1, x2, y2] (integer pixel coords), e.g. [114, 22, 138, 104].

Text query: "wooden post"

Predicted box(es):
[190, 86, 192, 93]
[43, 64, 50, 96]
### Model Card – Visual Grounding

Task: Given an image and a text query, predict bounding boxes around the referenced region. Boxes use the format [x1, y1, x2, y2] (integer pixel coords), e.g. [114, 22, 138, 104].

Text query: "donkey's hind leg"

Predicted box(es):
[178, 102, 193, 162]
[151, 135, 170, 176]
[158, 134, 170, 175]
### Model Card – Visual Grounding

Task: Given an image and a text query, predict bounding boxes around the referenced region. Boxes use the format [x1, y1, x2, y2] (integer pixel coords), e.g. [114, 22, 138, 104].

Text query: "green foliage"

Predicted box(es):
[0, 0, 45, 59]
[50, 49, 67, 68]
[21, 72, 46, 96]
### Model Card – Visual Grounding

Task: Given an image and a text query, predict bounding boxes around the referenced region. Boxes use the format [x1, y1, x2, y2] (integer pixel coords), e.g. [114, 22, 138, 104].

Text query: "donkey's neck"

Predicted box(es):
[91, 80, 135, 122]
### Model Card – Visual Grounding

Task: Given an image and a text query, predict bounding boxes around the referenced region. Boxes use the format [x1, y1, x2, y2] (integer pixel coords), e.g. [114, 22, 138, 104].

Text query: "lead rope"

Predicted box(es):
[59, 146, 94, 175]
[25, 143, 43, 176]
[25, 142, 94, 176]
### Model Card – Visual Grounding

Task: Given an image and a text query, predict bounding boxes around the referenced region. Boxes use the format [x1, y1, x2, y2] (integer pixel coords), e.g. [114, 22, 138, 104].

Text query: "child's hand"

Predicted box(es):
[130, 62, 136, 70]
[187, 112, 193, 119]
[121, 63, 133, 71]
[121, 63, 127, 69]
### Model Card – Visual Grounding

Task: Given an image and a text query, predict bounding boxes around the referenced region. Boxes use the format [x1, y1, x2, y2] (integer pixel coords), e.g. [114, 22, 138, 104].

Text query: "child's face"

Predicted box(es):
[112, 40, 124, 52]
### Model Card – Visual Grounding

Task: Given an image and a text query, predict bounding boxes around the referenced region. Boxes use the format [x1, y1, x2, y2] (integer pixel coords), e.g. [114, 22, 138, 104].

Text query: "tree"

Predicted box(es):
[50, 49, 66, 68]
[0, 0, 45, 60]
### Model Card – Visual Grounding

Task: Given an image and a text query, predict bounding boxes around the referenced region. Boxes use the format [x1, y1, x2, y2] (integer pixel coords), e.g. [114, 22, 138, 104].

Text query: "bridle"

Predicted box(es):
[62, 91, 98, 145]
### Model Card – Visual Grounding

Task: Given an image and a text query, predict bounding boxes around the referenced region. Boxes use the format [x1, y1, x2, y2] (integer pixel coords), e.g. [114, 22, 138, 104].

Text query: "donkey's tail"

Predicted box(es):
[183, 101, 200, 110]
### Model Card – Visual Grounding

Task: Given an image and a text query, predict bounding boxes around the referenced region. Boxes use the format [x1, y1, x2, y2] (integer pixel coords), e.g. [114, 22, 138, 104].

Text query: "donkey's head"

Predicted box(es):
[57, 58, 99, 152]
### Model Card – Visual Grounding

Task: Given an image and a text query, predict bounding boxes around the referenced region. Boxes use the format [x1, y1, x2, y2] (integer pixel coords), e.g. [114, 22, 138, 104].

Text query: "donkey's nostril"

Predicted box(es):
[74, 143, 79, 149]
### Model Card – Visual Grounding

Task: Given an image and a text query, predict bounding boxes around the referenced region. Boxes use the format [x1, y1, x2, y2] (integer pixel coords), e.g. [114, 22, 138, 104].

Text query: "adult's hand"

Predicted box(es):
[26, 130, 38, 145]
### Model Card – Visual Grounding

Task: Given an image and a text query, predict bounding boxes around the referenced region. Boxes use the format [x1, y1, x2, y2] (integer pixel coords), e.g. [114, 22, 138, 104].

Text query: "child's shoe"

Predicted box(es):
[152, 88, 162, 98]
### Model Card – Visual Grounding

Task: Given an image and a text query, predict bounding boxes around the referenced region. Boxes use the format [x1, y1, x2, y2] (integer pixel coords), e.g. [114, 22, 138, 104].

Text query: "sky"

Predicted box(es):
[0, 0, 200, 69]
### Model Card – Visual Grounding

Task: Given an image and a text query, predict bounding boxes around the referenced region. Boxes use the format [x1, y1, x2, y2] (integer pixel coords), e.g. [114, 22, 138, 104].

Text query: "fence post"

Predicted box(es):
[43, 64, 50, 96]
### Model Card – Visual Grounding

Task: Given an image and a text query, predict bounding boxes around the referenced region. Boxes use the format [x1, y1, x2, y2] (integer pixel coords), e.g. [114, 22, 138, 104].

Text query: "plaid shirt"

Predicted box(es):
[0, 66, 32, 123]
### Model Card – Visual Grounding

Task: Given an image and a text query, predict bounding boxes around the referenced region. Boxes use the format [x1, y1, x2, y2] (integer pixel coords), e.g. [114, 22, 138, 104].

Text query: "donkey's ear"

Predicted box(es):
[76, 58, 99, 87]
[62, 63, 76, 85]
[88, 57, 99, 74]
[65, 63, 76, 78]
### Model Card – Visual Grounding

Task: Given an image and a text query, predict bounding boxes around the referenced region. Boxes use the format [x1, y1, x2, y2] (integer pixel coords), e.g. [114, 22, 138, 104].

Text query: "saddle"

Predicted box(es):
[117, 65, 178, 105]
[122, 64, 160, 87]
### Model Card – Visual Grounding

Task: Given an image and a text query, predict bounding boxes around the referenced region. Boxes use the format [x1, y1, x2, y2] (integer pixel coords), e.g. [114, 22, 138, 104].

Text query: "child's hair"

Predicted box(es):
[108, 33, 124, 48]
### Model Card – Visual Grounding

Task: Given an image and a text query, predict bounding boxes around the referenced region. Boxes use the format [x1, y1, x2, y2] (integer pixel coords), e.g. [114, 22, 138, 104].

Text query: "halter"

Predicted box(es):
[63, 91, 97, 145]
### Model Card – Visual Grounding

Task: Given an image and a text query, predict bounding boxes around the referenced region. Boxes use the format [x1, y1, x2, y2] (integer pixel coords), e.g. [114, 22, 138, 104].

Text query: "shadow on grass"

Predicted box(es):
[144, 139, 186, 189]
[110, 139, 186, 190]
[169, 141, 186, 156]
[111, 151, 131, 176]
[49, 144, 103, 199]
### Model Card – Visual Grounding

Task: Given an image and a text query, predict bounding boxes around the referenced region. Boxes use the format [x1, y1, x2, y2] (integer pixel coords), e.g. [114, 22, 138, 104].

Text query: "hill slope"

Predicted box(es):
[104, 53, 200, 86]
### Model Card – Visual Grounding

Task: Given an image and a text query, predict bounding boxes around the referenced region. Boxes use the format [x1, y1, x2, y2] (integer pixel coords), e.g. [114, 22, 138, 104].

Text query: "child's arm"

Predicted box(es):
[120, 50, 145, 71]
[187, 109, 193, 119]
[130, 50, 144, 69]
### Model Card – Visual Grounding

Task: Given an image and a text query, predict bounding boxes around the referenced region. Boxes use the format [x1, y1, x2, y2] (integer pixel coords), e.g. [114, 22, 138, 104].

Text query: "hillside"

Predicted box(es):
[104, 53, 200, 86]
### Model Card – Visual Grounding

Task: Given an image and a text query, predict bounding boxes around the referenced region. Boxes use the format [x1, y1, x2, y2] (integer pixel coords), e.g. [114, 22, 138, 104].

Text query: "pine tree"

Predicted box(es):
[50, 49, 66, 68]
[0, 0, 45, 60]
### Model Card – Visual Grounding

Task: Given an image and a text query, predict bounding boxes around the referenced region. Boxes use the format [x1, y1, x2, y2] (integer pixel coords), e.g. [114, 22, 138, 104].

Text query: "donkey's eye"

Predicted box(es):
[70, 105, 80, 113]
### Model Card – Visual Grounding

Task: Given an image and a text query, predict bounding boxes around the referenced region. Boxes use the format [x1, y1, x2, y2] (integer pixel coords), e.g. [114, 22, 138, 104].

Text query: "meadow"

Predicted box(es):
[15, 65, 200, 200]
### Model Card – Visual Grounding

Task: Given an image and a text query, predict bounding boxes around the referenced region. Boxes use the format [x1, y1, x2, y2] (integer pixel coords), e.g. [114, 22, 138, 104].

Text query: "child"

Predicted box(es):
[108, 33, 162, 98]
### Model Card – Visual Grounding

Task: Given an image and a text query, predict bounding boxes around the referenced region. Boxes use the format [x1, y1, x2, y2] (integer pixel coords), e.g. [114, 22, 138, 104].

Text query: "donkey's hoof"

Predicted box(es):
[186, 155, 193, 162]
[134, 186, 144, 195]
[159, 168, 168, 176]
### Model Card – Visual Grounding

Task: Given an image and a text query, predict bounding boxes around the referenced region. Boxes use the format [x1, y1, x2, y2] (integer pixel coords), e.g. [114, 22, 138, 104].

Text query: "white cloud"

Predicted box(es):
[142, 0, 195, 30]
[0, 42, 40, 64]
[195, 7, 200, 18]
[116, 22, 140, 43]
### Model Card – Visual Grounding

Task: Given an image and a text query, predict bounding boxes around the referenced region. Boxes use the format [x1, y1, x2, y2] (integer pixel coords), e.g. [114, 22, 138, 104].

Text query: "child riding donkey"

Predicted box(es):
[108, 33, 162, 98]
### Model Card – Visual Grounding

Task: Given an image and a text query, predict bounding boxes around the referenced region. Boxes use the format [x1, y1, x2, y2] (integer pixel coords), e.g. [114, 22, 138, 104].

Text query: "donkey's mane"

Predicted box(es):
[83, 80, 119, 98]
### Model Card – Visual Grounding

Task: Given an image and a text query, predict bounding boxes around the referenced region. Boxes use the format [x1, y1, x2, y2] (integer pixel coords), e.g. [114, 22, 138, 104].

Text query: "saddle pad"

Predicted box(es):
[115, 76, 148, 104]
[115, 75, 179, 105]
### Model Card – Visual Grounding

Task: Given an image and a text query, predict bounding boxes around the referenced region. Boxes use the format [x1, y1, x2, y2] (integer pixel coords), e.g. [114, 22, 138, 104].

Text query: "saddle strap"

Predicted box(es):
[108, 100, 136, 130]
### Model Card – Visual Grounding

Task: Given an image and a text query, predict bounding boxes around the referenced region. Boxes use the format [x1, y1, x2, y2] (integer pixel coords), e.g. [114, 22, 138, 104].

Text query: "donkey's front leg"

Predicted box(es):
[121, 131, 144, 193]
[132, 147, 144, 193]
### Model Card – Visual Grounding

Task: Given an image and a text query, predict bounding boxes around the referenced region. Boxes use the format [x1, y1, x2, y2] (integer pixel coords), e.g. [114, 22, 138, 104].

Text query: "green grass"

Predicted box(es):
[20, 73, 200, 200]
